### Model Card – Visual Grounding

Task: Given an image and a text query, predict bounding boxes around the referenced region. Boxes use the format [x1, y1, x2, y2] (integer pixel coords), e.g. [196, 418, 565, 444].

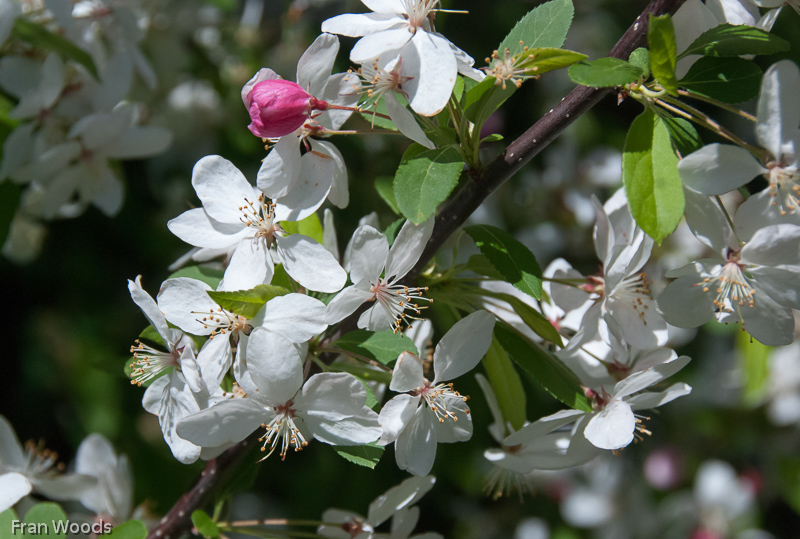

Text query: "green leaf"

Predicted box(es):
[568, 57, 644, 87]
[463, 76, 518, 125]
[679, 56, 762, 103]
[24, 503, 68, 538]
[334, 443, 384, 469]
[330, 361, 393, 386]
[629, 47, 650, 79]
[660, 115, 704, 156]
[12, 19, 98, 78]
[464, 224, 543, 300]
[482, 338, 527, 431]
[206, 285, 291, 319]
[623, 109, 685, 243]
[168, 265, 225, 289]
[498, 0, 574, 56]
[738, 329, 770, 406]
[678, 24, 790, 59]
[138, 325, 166, 347]
[332, 330, 418, 365]
[1, 509, 18, 537]
[375, 176, 401, 214]
[648, 14, 678, 95]
[394, 146, 463, 224]
[281, 212, 323, 243]
[466, 254, 504, 280]
[108, 520, 148, 539]
[478, 288, 563, 346]
[383, 217, 403, 246]
[495, 322, 592, 412]
[191, 510, 219, 539]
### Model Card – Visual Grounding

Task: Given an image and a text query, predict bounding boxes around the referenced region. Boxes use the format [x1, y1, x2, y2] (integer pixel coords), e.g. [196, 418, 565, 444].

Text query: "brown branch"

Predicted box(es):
[406, 0, 687, 282]
[145, 1, 686, 536]
[146, 436, 256, 539]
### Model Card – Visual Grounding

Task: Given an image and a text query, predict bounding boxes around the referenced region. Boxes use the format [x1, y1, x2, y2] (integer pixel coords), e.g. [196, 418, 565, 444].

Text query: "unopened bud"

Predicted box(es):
[244, 78, 328, 138]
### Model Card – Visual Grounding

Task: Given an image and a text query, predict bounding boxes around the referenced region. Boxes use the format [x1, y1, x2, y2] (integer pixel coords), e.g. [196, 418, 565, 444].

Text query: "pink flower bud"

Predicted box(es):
[245, 79, 328, 138]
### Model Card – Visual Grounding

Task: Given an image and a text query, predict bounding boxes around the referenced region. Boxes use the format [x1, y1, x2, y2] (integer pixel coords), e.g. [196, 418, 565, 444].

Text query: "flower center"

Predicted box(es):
[258, 401, 308, 461]
[415, 380, 470, 423]
[766, 163, 800, 216]
[128, 339, 181, 387]
[484, 44, 541, 90]
[19, 440, 65, 477]
[696, 252, 755, 323]
[358, 57, 414, 110]
[341, 518, 374, 538]
[239, 194, 283, 248]
[403, 0, 439, 31]
[369, 278, 432, 333]
[195, 307, 250, 338]
[610, 272, 653, 324]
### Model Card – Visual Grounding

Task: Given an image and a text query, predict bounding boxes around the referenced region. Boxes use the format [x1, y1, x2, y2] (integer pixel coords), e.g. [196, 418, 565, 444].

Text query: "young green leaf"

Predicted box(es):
[622, 109, 685, 243]
[482, 338, 527, 431]
[24, 503, 68, 538]
[678, 24, 790, 59]
[108, 521, 148, 539]
[332, 330, 419, 365]
[463, 76, 517, 125]
[206, 285, 291, 319]
[479, 288, 563, 346]
[394, 146, 463, 224]
[281, 212, 324, 243]
[738, 329, 770, 406]
[498, 0, 575, 56]
[679, 57, 762, 103]
[375, 176, 401, 214]
[464, 224, 543, 300]
[334, 443, 384, 469]
[495, 322, 592, 412]
[12, 19, 99, 78]
[648, 14, 678, 95]
[191, 510, 220, 539]
[629, 47, 650, 79]
[568, 57, 644, 87]
[660, 115, 703, 156]
[466, 254, 505, 280]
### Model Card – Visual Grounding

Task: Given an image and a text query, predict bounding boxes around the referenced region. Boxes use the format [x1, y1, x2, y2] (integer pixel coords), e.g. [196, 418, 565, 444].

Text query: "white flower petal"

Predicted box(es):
[323, 13, 405, 39]
[385, 92, 435, 149]
[432, 311, 495, 383]
[757, 60, 800, 159]
[583, 400, 635, 450]
[295, 373, 381, 445]
[627, 382, 692, 410]
[404, 32, 458, 116]
[350, 27, 414, 63]
[220, 237, 271, 291]
[349, 225, 389, 285]
[678, 144, 766, 195]
[613, 355, 691, 398]
[157, 277, 217, 335]
[395, 406, 437, 476]
[276, 234, 347, 293]
[358, 303, 394, 331]
[384, 217, 434, 281]
[272, 151, 333, 222]
[741, 288, 795, 345]
[257, 135, 302, 199]
[297, 33, 339, 97]
[367, 476, 436, 527]
[196, 335, 233, 391]
[128, 276, 172, 343]
[176, 398, 265, 447]
[378, 394, 419, 445]
[246, 328, 303, 405]
[313, 140, 349, 207]
[742, 223, 800, 267]
[168, 208, 249, 249]
[260, 294, 327, 343]
[504, 409, 586, 447]
[0, 473, 32, 512]
[734, 190, 800, 242]
[192, 156, 257, 225]
[684, 187, 739, 252]
[106, 126, 172, 159]
[318, 74, 360, 132]
[390, 351, 425, 393]
[326, 285, 374, 324]
[656, 275, 716, 328]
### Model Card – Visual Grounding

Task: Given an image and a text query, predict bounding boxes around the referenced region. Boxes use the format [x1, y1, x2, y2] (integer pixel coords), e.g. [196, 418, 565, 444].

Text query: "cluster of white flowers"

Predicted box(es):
[0, 0, 170, 263]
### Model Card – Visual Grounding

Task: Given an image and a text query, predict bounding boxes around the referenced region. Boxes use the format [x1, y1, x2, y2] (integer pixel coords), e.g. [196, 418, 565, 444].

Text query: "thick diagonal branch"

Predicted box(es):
[406, 0, 686, 282]
[145, 1, 685, 537]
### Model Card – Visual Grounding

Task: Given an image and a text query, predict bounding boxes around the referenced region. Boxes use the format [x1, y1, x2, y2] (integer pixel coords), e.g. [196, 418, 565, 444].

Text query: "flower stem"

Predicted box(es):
[325, 103, 392, 122]
[676, 89, 757, 122]
[713, 195, 743, 246]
